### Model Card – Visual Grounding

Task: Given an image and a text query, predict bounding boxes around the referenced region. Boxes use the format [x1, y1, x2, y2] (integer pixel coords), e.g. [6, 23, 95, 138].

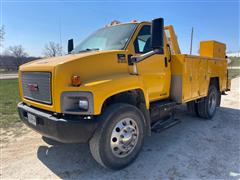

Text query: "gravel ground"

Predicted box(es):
[1, 77, 240, 179]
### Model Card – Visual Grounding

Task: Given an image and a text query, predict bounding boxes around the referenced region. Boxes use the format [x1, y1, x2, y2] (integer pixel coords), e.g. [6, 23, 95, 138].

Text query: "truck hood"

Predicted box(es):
[19, 49, 130, 86]
[19, 50, 125, 71]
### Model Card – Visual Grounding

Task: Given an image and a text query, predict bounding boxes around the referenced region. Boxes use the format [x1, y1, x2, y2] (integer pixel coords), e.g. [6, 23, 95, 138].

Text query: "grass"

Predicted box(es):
[229, 60, 240, 67]
[227, 57, 240, 79]
[0, 79, 21, 128]
[228, 69, 240, 79]
[229, 57, 240, 67]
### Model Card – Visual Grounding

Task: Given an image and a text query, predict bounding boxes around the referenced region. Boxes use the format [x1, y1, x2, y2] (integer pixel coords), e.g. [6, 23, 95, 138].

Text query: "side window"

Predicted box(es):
[134, 25, 152, 54]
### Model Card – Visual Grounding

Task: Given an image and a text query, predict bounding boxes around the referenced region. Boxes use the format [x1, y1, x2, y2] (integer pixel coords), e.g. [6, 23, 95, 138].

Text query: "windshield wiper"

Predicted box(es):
[78, 48, 100, 53]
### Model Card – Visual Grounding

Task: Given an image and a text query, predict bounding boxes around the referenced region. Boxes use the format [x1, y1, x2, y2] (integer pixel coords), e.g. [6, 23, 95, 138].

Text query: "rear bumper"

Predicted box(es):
[17, 102, 100, 143]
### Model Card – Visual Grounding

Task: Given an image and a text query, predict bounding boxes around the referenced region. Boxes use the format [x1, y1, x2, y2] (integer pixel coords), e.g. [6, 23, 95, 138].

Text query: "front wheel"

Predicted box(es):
[89, 103, 145, 170]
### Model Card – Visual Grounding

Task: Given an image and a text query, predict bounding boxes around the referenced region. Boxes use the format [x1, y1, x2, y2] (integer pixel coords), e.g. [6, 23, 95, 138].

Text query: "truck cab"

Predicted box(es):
[17, 18, 228, 170]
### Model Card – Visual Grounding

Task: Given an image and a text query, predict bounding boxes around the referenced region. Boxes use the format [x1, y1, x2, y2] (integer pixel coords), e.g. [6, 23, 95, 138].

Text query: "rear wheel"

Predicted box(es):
[89, 103, 145, 170]
[197, 85, 219, 119]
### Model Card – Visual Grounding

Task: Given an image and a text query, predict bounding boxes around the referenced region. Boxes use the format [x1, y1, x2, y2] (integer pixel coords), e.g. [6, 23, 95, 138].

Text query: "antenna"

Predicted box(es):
[190, 27, 194, 55]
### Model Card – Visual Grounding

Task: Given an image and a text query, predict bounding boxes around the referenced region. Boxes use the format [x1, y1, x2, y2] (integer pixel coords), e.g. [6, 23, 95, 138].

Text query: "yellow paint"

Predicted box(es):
[164, 25, 181, 54]
[18, 22, 227, 115]
[200, 40, 226, 58]
[171, 54, 227, 103]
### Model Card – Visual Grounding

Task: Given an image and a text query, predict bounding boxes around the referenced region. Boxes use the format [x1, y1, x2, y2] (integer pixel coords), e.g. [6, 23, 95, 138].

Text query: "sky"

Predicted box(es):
[1, 0, 239, 57]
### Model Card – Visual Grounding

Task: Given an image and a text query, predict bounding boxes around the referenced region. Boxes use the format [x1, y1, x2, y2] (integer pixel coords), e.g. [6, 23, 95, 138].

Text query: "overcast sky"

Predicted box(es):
[1, 0, 239, 57]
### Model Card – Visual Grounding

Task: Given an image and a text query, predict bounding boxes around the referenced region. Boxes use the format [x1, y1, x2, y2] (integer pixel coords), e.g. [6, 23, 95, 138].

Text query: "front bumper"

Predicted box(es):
[18, 102, 100, 143]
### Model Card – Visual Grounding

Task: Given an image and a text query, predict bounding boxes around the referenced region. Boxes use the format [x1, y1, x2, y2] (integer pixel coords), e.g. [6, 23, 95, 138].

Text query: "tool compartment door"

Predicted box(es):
[184, 56, 208, 101]
[198, 59, 208, 96]
[191, 57, 201, 98]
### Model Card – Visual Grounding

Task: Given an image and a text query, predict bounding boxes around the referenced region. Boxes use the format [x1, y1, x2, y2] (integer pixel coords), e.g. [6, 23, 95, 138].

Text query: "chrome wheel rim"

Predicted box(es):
[110, 118, 139, 158]
[209, 92, 217, 114]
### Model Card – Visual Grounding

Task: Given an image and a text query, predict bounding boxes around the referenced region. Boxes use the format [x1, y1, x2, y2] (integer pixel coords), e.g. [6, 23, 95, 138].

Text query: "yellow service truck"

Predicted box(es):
[18, 18, 228, 169]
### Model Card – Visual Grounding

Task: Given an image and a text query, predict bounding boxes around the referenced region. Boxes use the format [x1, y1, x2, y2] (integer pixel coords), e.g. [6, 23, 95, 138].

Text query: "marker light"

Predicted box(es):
[110, 20, 121, 26]
[71, 75, 81, 86]
[131, 20, 138, 23]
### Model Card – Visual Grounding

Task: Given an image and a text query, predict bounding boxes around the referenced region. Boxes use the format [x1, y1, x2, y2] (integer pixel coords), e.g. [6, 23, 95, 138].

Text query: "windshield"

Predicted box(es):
[72, 24, 137, 53]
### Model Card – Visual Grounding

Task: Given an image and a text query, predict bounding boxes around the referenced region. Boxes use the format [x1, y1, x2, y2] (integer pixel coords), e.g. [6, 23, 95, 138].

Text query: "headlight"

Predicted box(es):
[61, 92, 93, 115]
[79, 99, 89, 110]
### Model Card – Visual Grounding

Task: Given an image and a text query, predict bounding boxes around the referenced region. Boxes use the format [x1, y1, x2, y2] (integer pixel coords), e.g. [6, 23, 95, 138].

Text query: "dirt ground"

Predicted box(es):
[1, 77, 240, 179]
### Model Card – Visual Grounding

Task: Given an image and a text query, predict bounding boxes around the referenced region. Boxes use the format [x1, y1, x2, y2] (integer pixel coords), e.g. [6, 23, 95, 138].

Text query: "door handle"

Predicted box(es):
[164, 57, 168, 67]
[127, 54, 133, 65]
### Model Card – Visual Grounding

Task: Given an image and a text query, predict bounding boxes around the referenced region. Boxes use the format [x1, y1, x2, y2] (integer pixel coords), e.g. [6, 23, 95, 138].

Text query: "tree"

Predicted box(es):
[8, 45, 28, 58]
[0, 25, 5, 47]
[6, 45, 28, 67]
[43, 41, 62, 57]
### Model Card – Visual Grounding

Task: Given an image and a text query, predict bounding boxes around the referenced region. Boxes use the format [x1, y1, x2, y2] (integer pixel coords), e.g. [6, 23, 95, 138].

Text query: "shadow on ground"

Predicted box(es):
[37, 106, 240, 179]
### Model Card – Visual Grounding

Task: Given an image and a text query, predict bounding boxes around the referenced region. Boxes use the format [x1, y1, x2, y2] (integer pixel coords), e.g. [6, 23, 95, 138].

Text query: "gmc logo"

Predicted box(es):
[28, 83, 38, 92]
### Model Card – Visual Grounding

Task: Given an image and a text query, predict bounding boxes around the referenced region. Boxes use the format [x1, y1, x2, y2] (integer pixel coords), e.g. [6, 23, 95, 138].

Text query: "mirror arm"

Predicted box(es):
[130, 49, 162, 75]
[131, 49, 161, 63]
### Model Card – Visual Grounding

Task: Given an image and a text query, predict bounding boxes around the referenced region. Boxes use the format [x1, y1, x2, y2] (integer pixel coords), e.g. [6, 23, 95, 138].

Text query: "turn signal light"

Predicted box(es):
[71, 75, 81, 86]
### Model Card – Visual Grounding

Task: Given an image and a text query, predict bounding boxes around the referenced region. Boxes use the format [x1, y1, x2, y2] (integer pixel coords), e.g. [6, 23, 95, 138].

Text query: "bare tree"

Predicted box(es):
[6, 45, 28, 67]
[0, 25, 5, 47]
[43, 41, 62, 57]
[8, 45, 28, 57]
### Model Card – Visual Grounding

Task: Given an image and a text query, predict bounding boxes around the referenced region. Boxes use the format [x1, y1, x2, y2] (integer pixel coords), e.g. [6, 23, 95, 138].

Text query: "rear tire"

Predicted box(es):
[89, 103, 145, 170]
[197, 85, 219, 119]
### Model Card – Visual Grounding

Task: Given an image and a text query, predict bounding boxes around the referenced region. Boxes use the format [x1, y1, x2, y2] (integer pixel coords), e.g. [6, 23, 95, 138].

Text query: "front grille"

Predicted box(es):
[22, 72, 52, 104]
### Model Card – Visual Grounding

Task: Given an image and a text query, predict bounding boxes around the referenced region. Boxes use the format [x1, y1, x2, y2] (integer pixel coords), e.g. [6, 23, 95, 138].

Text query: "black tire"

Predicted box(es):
[89, 103, 145, 170]
[42, 136, 62, 145]
[197, 85, 219, 119]
[186, 100, 199, 117]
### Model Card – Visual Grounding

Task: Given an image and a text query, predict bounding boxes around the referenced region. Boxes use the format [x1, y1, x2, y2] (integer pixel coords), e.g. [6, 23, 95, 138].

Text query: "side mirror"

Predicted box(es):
[68, 39, 74, 54]
[151, 18, 164, 54]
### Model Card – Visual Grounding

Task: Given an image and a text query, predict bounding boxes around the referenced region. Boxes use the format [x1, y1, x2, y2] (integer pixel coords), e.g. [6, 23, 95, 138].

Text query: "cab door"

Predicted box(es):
[130, 25, 171, 101]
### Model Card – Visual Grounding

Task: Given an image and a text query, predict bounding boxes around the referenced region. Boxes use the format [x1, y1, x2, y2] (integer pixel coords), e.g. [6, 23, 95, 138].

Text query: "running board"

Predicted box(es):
[151, 110, 181, 133]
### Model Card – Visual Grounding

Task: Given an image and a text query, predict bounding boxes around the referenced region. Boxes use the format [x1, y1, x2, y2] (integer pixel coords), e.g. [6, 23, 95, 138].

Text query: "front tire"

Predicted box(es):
[89, 103, 145, 170]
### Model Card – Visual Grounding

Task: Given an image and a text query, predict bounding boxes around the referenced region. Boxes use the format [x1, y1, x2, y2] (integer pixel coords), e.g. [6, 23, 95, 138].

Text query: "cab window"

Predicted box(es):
[134, 25, 152, 54]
